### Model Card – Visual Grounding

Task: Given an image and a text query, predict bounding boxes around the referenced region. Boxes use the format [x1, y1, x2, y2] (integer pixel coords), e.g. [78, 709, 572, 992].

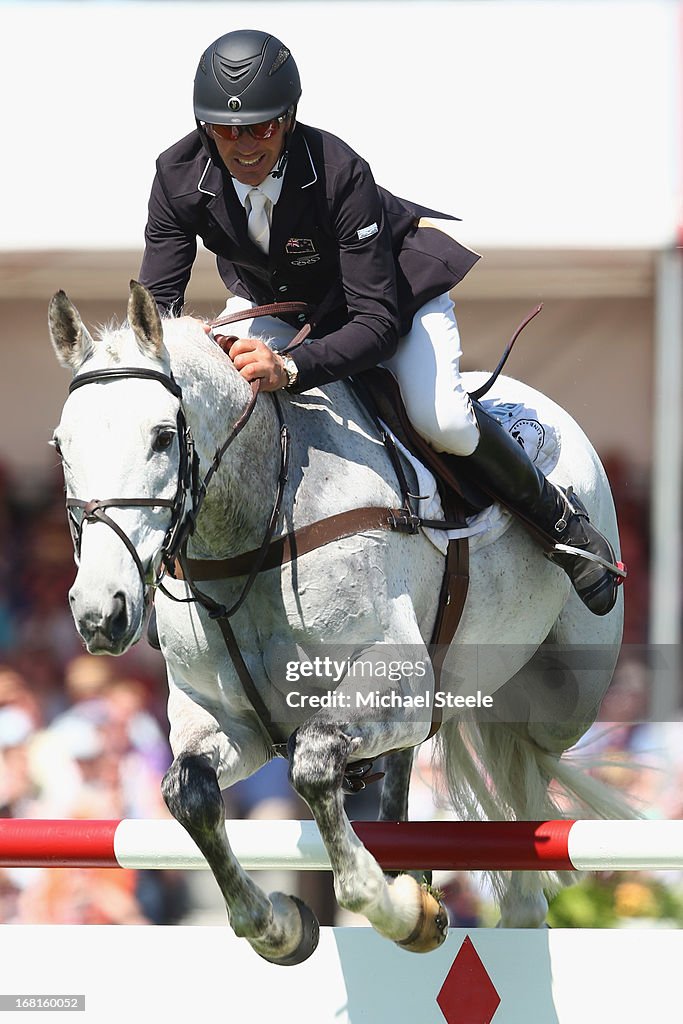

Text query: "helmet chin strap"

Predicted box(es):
[269, 115, 296, 180]
[269, 146, 288, 180]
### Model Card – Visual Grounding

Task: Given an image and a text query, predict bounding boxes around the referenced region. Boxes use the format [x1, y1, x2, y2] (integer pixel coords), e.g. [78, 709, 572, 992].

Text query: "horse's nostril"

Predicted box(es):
[109, 591, 128, 639]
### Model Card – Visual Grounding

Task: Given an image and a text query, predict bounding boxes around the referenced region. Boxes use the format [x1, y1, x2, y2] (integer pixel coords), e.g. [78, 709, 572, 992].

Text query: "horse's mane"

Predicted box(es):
[88, 313, 245, 402]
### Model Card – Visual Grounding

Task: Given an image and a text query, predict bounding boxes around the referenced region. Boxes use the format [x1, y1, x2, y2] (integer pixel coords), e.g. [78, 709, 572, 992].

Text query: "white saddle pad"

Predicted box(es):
[388, 396, 562, 556]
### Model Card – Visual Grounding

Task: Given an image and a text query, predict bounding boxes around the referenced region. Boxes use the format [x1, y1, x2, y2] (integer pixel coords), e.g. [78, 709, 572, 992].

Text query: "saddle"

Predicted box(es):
[354, 366, 491, 517]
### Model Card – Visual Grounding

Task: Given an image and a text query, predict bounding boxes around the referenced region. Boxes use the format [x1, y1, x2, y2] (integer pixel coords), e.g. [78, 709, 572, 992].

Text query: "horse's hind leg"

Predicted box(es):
[288, 717, 448, 952]
[162, 680, 319, 965]
[499, 874, 549, 927]
[379, 748, 432, 887]
[379, 747, 413, 820]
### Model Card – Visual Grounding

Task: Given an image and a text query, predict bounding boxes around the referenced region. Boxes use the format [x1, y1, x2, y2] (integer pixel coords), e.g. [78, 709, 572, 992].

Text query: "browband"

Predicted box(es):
[69, 367, 183, 400]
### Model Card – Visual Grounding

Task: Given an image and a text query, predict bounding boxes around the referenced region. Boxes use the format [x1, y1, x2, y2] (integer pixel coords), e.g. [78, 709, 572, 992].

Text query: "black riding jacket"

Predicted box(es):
[139, 122, 480, 392]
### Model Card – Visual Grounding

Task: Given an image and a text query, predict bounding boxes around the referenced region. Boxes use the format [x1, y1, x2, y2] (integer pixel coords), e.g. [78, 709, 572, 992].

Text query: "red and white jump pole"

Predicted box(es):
[2, 818, 683, 1024]
[1, 818, 682, 871]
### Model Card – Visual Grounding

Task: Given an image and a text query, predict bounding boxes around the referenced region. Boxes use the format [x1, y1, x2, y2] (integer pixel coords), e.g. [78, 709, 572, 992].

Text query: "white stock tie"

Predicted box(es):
[247, 188, 271, 253]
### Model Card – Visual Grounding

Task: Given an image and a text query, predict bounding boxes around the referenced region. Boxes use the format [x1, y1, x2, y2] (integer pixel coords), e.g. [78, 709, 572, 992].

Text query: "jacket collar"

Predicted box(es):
[199, 124, 320, 257]
[196, 157, 224, 199]
[282, 124, 318, 190]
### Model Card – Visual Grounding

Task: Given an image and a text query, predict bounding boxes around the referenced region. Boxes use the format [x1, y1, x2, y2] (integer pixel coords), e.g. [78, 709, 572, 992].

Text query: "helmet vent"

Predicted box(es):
[217, 57, 254, 83]
[268, 47, 290, 76]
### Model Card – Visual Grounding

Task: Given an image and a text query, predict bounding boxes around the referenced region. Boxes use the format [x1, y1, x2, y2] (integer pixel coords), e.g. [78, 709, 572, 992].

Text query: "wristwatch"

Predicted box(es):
[280, 354, 299, 389]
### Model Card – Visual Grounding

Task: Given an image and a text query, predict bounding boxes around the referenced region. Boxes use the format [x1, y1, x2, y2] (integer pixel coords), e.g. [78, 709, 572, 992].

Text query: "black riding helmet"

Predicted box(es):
[194, 29, 301, 126]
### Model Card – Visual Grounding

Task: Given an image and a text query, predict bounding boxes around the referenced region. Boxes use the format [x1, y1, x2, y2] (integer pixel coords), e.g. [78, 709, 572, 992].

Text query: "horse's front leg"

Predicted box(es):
[288, 716, 448, 952]
[161, 680, 319, 965]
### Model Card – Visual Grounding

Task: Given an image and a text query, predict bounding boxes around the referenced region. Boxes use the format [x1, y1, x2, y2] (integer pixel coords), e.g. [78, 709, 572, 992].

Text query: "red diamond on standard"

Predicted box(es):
[436, 936, 501, 1024]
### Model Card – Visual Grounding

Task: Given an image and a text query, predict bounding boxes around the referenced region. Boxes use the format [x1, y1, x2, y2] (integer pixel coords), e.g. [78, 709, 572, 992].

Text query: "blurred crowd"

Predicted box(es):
[0, 448, 675, 929]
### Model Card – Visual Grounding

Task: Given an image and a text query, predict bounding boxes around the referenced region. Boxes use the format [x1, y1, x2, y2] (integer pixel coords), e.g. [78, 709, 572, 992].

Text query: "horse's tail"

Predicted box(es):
[432, 718, 638, 905]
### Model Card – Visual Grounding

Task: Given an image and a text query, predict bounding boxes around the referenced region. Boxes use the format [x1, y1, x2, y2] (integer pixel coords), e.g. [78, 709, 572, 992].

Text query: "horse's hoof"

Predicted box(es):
[256, 896, 320, 967]
[396, 884, 449, 953]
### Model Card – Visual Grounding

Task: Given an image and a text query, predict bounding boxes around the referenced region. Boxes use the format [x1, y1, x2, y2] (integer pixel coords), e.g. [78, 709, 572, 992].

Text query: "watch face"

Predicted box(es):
[282, 356, 297, 386]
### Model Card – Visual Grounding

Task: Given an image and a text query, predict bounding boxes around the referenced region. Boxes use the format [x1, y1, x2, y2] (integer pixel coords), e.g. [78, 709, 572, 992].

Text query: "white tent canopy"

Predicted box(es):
[0, 0, 678, 253]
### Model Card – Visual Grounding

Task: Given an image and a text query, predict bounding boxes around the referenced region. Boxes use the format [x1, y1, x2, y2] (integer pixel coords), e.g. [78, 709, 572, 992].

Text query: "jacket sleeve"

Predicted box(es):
[138, 166, 198, 316]
[289, 158, 401, 392]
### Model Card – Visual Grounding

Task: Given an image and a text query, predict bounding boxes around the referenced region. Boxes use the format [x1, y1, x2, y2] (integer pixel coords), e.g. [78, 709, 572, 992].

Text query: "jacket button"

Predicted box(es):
[278, 285, 288, 293]
[297, 314, 306, 323]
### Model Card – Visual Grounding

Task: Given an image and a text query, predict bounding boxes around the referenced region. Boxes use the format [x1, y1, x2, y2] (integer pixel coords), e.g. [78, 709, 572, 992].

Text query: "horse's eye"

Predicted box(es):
[153, 429, 175, 453]
[50, 436, 62, 457]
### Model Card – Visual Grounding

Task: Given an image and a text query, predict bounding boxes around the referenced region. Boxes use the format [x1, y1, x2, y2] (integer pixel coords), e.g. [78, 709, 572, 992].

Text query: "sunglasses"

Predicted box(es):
[208, 116, 287, 142]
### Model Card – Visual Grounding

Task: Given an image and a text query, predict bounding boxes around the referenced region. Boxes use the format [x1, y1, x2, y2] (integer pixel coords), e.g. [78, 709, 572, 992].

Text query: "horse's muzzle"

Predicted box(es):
[69, 588, 141, 655]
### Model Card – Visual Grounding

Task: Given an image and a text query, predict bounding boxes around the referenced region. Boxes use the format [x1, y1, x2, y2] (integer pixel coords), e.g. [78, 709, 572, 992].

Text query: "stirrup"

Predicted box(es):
[547, 542, 628, 581]
[547, 487, 627, 584]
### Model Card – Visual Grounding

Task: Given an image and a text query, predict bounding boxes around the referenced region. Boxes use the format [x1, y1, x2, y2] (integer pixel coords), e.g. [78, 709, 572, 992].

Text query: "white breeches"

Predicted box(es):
[217, 291, 479, 457]
[382, 292, 479, 456]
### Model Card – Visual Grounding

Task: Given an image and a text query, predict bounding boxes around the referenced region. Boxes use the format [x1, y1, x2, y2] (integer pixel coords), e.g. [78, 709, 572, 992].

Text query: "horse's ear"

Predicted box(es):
[128, 280, 164, 358]
[48, 290, 95, 370]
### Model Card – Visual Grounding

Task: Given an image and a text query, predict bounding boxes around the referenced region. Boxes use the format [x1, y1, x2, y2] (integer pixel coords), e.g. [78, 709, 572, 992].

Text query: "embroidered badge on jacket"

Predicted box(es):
[286, 238, 320, 266]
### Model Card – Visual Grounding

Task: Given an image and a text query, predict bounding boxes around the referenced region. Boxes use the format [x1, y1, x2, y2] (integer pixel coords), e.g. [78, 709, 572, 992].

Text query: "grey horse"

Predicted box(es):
[48, 282, 628, 965]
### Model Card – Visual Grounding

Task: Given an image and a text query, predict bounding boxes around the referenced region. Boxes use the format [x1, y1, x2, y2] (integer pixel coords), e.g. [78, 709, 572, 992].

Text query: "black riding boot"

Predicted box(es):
[455, 403, 624, 616]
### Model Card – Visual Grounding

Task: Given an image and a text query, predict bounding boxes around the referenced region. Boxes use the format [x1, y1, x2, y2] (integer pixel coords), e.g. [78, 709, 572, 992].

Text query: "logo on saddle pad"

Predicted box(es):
[510, 418, 545, 463]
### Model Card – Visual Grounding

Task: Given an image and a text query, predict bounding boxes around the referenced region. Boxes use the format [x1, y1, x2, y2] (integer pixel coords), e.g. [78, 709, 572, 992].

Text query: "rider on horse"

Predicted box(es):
[139, 28, 623, 616]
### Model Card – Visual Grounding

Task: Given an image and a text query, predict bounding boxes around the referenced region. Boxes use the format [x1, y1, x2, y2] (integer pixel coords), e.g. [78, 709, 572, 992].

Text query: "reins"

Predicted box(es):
[168, 382, 292, 622]
[209, 300, 312, 351]
[468, 303, 543, 400]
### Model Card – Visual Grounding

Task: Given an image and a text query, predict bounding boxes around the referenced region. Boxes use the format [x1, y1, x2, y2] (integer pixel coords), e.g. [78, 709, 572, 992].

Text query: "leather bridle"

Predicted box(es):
[64, 364, 285, 615]
[65, 366, 200, 592]
[62, 304, 300, 612]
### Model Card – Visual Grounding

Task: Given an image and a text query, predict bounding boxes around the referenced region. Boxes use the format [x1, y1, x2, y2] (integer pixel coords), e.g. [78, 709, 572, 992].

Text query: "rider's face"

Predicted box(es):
[208, 118, 290, 186]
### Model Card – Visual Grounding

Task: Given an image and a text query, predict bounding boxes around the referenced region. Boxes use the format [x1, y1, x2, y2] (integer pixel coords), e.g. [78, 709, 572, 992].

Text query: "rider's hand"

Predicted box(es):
[225, 336, 288, 391]
[202, 324, 288, 391]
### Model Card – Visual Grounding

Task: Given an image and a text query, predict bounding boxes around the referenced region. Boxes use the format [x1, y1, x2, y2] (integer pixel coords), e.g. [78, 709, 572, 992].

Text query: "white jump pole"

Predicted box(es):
[2, 817, 683, 871]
